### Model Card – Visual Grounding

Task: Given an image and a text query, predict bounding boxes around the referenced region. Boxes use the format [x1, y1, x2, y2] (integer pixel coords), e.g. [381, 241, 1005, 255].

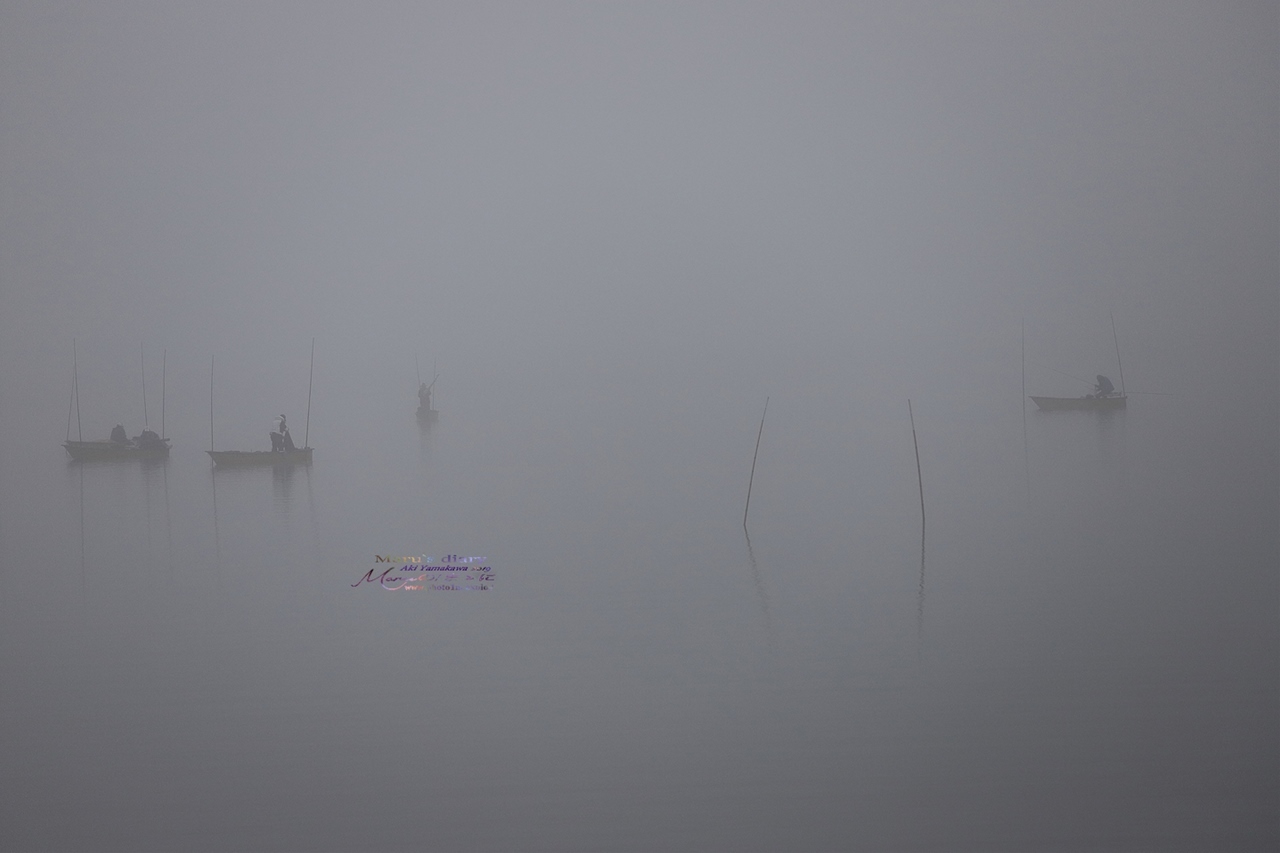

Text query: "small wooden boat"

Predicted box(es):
[207, 448, 312, 467]
[416, 363, 438, 426]
[62, 342, 170, 461]
[1029, 316, 1131, 413]
[65, 437, 171, 461]
[209, 340, 316, 468]
[1029, 394, 1127, 411]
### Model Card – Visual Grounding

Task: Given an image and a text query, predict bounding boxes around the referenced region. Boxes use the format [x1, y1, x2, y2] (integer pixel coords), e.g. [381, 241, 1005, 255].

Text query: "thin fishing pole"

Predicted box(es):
[1036, 363, 1094, 386]
[747, 394, 762, 527]
[74, 339, 82, 442]
[141, 343, 148, 427]
[909, 399, 925, 540]
[910, 399, 926, 646]
[67, 366, 75, 443]
[1111, 311, 1126, 395]
[304, 338, 314, 449]
[1021, 322, 1030, 498]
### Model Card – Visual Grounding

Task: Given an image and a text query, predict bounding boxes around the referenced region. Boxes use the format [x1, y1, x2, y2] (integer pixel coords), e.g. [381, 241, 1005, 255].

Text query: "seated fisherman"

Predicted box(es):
[1093, 375, 1116, 398]
[279, 415, 297, 452]
[136, 428, 162, 448]
[110, 424, 128, 444]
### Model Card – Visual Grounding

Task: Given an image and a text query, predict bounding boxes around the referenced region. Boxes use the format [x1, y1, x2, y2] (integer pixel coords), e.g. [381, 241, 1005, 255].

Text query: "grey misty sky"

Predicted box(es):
[0, 1, 1274, 429]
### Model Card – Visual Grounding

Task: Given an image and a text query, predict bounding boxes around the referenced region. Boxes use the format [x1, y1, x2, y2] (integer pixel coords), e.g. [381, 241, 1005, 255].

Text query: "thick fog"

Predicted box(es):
[1, 2, 1276, 851]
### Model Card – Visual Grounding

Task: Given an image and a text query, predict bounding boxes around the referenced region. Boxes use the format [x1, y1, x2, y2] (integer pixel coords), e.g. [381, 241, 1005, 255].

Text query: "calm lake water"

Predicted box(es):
[1, 376, 1275, 851]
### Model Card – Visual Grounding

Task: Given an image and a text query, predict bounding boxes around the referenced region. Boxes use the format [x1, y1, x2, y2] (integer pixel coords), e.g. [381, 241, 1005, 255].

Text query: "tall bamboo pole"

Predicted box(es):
[304, 338, 314, 449]
[141, 343, 148, 427]
[1111, 311, 1126, 395]
[743, 396, 769, 531]
[909, 399, 924, 541]
[74, 339, 82, 441]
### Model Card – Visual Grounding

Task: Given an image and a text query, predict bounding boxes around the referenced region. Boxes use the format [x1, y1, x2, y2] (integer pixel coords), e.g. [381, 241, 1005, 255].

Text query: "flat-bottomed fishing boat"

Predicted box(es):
[208, 340, 316, 469]
[62, 342, 170, 461]
[65, 437, 171, 460]
[1029, 394, 1127, 411]
[207, 447, 312, 467]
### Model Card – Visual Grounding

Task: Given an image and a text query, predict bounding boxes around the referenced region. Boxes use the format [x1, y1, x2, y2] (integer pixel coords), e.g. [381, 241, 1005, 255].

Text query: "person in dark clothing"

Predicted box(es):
[270, 415, 288, 451]
[277, 415, 297, 451]
[136, 428, 161, 448]
[110, 424, 128, 444]
[1093, 375, 1116, 398]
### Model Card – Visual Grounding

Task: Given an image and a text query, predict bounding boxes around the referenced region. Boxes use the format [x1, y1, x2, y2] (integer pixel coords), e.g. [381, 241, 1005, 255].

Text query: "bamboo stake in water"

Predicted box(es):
[743, 396, 769, 531]
[161, 349, 166, 439]
[141, 343, 148, 428]
[910, 399, 926, 643]
[909, 399, 925, 540]
[1022, 321, 1030, 497]
[304, 338, 314, 449]
[74, 339, 82, 442]
[209, 355, 215, 452]
[1110, 311, 1125, 395]
[66, 362, 75, 443]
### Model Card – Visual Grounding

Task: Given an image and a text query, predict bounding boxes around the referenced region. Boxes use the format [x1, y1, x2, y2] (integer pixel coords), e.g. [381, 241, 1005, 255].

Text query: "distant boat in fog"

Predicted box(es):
[207, 341, 315, 468]
[65, 434, 171, 461]
[1029, 316, 1129, 413]
[416, 364, 438, 427]
[63, 342, 170, 460]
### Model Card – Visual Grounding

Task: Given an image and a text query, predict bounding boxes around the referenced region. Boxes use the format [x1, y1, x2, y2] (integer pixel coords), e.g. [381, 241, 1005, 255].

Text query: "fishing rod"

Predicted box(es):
[1035, 364, 1095, 386]
[141, 343, 148, 428]
[74, 339, 82, 442]
[1111, 311, 1126, 396]
[304, 338, 314, 450]
[743, 396, 769, 532]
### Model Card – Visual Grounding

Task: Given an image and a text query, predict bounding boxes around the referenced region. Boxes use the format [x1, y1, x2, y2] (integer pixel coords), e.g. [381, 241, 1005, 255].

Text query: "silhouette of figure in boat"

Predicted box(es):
[275, 415, 297, 452]
[135, 428, 162, 448]
[1091, 375, 1116, 398]
[110, 424, 128, 444]
[270, 415, 295, 452]
[418, 382, 431, 412]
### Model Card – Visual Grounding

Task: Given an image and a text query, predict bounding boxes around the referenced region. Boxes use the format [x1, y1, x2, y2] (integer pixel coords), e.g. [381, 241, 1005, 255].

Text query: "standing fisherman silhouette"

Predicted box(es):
[270, 414, 295, 451]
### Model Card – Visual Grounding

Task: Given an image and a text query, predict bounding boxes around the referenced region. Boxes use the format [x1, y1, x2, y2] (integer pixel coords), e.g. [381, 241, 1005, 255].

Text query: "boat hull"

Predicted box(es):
[64, 440, 170, 460]
[1029, 395, 1127, 411]
[207, 448, 313, 467]
[417, 406, 438, 425]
